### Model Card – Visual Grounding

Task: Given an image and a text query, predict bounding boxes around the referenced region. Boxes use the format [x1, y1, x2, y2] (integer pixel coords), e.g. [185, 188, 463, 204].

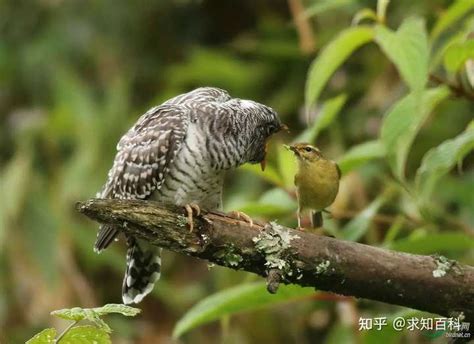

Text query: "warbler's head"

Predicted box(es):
[285, 143, 323, 163]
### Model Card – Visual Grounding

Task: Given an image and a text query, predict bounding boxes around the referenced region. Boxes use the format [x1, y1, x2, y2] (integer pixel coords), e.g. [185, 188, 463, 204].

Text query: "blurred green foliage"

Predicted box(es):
[27, 304, 140, 343]
[1, 0, 473, 343]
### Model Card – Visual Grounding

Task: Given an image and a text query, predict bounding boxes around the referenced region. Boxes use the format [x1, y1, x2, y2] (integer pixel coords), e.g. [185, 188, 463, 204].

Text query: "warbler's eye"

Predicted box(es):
[305, 147, 312, 152]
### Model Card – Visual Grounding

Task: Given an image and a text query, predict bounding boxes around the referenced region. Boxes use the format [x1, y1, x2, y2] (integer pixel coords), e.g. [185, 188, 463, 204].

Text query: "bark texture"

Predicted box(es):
[77, 198, 474, 322]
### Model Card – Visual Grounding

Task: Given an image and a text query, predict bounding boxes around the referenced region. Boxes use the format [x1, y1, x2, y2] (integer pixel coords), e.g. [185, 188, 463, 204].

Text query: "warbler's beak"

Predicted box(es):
[284, 144, 297, 153]
[285, 144, 301, 158]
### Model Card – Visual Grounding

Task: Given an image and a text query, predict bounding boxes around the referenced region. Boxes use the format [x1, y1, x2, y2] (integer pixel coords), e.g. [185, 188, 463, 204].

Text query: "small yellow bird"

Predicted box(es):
[286, 143, 341, 229]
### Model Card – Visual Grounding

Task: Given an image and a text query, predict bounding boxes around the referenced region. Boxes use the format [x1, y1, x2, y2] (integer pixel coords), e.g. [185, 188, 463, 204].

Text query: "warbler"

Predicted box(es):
[286, 143, 341, 228]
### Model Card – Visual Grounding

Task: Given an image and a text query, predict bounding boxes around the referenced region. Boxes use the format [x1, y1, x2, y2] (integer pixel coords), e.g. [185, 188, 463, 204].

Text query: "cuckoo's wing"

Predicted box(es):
[94, 105, 189, 252]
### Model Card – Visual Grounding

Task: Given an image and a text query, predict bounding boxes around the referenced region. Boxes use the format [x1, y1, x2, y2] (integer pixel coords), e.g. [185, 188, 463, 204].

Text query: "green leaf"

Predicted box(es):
[430, 16, 474, 70]
[295, 94, 347, 143]
[305, 26, 374, 109]
[352, 8, 378, 26]
[93, 304, 141, 317]
[387, 233, 474, 254]
[443, 40, 474, 73]
[381, 86, 450, 180]
[416, 124, 474, 201]
[237, 203, 295, 217]
[303, 0, 355, 18]
[431, 0, 474, 41]
[237, 188, 297, 217]
[172, 282, 315, 338]
[60, 325, 111, 344]
[337, 140, 386, 174]
[342, 192, 391, 241]
[51, 307, 89, 321]
[26, 328, 57, 344]
[382, 216, 404, 245]
[375, 17, 429, 92]
[51, 304, 140, 333]
[240, 163, 284, 188]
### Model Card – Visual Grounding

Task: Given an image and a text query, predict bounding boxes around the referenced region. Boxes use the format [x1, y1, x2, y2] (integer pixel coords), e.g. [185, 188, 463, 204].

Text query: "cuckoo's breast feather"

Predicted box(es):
[152, 122, 224, 210]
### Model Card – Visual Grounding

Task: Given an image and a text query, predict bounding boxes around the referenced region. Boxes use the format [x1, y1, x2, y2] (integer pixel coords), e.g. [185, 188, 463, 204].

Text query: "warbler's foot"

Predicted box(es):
[184, 203, 201, 232]
[229, 211, 254, 227]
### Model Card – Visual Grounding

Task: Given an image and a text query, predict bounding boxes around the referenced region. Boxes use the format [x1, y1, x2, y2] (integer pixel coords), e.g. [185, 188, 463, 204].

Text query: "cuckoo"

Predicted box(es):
[95, 87, 284, 304]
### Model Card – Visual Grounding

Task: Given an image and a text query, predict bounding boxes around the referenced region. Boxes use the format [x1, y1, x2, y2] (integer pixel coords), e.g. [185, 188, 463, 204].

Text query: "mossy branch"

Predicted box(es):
[77, 199, 474, 322]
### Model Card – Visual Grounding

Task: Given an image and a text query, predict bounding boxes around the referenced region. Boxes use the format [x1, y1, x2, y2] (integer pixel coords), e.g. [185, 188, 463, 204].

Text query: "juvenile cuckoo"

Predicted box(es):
[95, 87, 283, 304]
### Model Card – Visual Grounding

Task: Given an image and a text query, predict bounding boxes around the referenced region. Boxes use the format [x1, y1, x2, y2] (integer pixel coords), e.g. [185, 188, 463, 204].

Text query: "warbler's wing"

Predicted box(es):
[95, 104, 190, 252]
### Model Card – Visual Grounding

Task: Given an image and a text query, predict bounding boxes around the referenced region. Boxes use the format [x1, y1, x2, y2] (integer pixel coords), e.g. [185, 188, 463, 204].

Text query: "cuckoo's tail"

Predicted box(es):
[94, 224, 118, 253]
[122, 237, 162, 304]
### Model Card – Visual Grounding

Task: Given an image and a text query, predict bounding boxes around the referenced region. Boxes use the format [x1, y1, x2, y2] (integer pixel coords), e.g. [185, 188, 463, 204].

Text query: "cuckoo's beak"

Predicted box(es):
[279, 124, 289, 132]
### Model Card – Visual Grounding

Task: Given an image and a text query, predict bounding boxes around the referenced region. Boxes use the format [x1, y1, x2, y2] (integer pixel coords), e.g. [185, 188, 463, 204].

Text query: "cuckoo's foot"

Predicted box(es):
[184, 203, 201, 233]
[229, 211, 254, 227]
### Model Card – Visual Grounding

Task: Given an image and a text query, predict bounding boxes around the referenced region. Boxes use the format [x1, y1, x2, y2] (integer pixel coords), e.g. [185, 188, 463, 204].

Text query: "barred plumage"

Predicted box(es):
[95, 87, 282, 304]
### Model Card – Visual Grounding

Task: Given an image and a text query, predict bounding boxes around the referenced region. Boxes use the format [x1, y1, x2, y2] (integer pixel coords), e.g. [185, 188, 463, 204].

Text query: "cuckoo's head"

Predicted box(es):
[237, 100, 286, 169]
[285, 143, 323, 163]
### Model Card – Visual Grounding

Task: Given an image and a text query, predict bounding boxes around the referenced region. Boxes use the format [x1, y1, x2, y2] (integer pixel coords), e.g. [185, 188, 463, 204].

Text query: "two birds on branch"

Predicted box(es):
[92, 87, 340, 304]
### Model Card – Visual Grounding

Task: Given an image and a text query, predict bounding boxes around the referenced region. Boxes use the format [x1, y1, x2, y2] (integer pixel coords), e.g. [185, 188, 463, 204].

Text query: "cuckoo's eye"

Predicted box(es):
[305, 147, 312, 152]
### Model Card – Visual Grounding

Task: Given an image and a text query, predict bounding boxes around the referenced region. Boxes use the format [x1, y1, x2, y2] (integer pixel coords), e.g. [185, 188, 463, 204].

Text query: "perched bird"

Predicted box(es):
[95, 87, 283, 304]
[286, 143, 340, 229]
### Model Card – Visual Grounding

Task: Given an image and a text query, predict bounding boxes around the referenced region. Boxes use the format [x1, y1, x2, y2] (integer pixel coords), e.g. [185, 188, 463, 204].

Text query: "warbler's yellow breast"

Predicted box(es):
[295, 159, 340, 211]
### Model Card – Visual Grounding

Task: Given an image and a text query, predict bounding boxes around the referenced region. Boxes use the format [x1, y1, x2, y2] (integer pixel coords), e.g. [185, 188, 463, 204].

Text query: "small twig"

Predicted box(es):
[266, 269, 282, 294]
[429, 74, 474, 101]
[288, 0, 316, 54]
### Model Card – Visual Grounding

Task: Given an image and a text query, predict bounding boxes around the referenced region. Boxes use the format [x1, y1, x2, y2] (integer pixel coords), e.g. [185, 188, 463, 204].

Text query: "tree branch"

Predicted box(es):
[77, 199, 474, 322]
[429, 73, 474, 102]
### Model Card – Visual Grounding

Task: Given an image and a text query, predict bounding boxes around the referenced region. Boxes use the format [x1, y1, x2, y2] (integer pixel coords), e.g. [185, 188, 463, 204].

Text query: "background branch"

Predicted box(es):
[429, 73, 474, 101]
[77, 199, 474, 322]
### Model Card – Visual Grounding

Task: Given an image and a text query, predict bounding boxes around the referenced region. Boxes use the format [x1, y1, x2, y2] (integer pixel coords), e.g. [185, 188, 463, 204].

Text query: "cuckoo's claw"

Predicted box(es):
[184, 203, 201, 232]
[229, 210, 254, 227]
